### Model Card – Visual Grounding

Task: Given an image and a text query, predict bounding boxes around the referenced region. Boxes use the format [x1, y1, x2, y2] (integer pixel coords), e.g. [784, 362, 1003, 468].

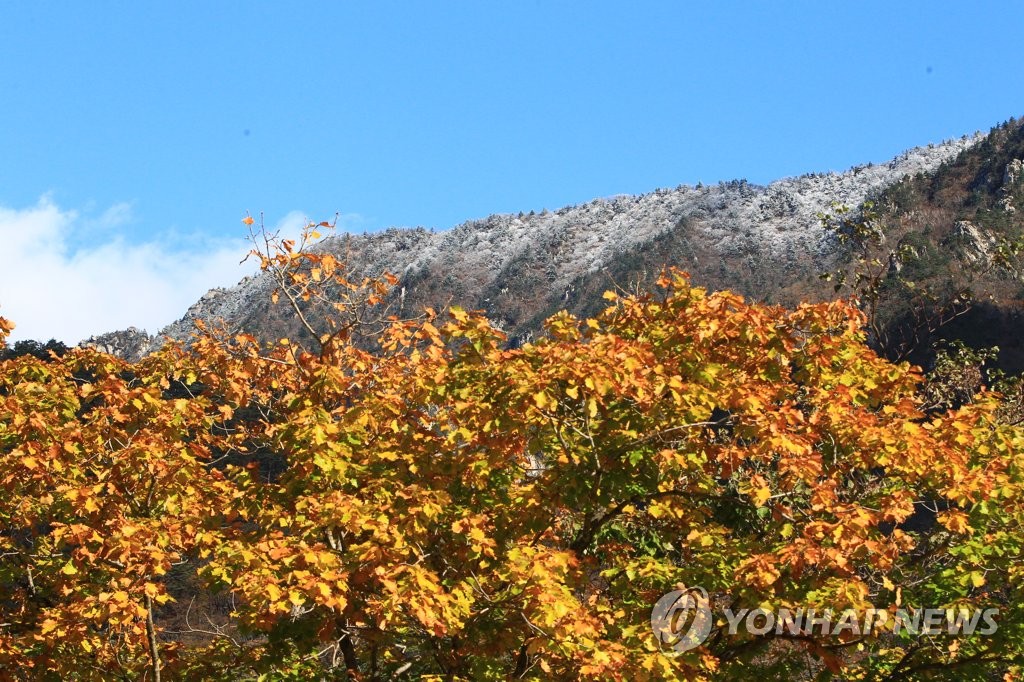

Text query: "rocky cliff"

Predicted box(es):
[79, 327, 157, 363]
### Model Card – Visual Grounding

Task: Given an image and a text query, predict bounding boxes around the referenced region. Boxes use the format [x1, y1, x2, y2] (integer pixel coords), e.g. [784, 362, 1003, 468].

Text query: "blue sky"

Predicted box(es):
[1, 2, 1023, 342]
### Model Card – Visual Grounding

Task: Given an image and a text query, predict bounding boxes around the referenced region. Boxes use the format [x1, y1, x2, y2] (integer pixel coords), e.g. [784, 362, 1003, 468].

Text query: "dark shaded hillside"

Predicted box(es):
[864, 117, 1024, 370]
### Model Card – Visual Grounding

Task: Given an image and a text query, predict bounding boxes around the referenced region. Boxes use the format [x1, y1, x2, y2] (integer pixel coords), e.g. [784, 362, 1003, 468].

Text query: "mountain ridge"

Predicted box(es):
[85, 130, 990, 360]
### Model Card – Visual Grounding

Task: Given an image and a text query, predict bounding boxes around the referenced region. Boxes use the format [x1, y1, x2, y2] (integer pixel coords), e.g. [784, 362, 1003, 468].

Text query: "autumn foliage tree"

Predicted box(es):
[2, 222, 1024, 680]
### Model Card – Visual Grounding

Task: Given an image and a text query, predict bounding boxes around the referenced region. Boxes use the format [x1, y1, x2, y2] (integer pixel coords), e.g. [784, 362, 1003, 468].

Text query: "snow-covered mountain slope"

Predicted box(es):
[106, 133, 983, 353]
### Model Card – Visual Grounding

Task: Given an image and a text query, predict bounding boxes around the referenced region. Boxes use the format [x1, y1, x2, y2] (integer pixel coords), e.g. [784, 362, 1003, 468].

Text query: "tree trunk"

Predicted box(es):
[144, 594, 162, 682]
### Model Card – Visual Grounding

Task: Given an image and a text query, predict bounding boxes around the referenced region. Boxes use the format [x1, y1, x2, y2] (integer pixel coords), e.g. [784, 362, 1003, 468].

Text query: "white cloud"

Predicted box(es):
[0, 198, 263, 344]
[271, 210, 310, 240]
[337, 212, 370, 232]
[85, 201, 135, 231]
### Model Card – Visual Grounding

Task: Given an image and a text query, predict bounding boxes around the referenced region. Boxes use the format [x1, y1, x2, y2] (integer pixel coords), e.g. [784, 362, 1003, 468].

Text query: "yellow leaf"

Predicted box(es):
[61, 560, 78, 576]
[533, 391, 550, 410]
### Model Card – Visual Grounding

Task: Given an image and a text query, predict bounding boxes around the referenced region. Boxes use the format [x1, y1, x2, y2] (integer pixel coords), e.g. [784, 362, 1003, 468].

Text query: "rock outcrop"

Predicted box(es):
[80, 327, 156, 363]
[945, 220, 996, 265]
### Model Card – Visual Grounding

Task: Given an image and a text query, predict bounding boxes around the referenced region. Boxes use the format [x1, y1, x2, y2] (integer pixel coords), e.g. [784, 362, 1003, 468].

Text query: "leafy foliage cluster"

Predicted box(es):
[2, 224, 1024, 681]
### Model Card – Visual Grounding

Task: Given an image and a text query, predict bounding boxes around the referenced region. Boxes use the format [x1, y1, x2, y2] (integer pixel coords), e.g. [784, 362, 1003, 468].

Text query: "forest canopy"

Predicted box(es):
[1, 228, 1023, 681]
